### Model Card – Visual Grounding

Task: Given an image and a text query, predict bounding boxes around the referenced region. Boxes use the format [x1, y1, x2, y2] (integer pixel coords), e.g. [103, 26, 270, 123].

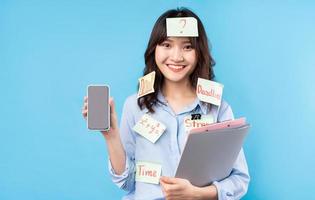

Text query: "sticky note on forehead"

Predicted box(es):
[166, 17, 198, 37]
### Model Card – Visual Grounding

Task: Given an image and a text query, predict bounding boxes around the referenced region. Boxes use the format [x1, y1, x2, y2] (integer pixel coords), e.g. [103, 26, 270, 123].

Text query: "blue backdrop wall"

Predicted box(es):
[1, 0, 314, 199]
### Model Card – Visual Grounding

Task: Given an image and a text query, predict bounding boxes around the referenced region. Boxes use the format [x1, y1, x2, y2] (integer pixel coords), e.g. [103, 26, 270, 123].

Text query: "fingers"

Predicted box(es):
[82, 96, 88, 119]
[82, 95, 118, 131]
[83, 102, 87, 109]
[109, 97, 115, 114]
[160, 177, 180, 192]
[160, 180, 181, 199]
[160, 176, 177, 184]
[160, 181, 168, 198]
[82, 107, 87, 119]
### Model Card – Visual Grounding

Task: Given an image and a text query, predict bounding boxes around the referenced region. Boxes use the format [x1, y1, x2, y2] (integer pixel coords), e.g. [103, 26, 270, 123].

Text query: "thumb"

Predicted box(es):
[109, 97, 118, 130]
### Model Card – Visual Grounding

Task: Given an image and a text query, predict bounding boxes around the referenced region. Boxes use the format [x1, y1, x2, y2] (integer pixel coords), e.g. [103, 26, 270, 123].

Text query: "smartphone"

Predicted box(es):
[87, 85, 110, 131]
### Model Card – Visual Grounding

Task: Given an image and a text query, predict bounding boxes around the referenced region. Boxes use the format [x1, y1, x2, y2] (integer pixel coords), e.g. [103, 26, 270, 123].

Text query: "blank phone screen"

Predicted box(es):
[87, 85, 109, 130]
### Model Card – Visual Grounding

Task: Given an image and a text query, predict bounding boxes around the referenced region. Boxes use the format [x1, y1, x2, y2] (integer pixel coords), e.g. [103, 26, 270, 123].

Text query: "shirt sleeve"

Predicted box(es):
[212, 101, 250, 200]
[108, 96, 137, 192]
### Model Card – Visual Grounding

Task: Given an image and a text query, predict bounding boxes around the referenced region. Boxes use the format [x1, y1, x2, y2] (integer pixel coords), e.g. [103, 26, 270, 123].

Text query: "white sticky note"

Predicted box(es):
[196, 78, 223, 106]
[184, 114, 214, 133]
[136, 161, 162, 184]
[133, 114, 166, 143]
[166, 17, 198, 37]
[137, 71, 156, 98]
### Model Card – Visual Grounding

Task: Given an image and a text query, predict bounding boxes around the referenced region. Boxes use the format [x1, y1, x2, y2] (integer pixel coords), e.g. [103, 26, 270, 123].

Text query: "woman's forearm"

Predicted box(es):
[104, 132, 126, 175]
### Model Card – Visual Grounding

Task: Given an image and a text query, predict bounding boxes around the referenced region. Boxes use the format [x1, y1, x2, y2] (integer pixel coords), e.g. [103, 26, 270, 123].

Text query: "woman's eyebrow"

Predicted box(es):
[182, 40, 192, 44]
[164, 38, 191, 44]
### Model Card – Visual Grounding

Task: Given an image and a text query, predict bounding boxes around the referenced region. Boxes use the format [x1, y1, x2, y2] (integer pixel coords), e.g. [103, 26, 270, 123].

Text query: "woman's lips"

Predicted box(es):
[166, 64, 186, 72]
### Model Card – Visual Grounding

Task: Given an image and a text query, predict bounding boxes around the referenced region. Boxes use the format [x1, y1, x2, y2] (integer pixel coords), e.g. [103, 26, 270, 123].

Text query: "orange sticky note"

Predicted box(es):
[137, 71, 156, 98]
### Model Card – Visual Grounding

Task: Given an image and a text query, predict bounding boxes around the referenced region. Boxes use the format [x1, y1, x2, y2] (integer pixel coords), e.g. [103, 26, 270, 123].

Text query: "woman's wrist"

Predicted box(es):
[193, 184, 218, 200]
[101, 128, 120, 141]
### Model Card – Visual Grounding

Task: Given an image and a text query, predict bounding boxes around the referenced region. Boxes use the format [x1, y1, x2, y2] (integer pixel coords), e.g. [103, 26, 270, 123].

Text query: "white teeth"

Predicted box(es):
[167, 64, 184, 69]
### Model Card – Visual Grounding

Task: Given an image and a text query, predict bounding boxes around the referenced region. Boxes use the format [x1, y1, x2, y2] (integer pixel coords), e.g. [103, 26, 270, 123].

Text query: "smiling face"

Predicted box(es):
[155, 37, 197, 85]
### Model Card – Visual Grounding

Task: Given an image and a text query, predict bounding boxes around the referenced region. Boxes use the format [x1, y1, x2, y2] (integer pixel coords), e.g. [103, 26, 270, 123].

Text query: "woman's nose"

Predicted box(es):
[170, 47, 184, 62]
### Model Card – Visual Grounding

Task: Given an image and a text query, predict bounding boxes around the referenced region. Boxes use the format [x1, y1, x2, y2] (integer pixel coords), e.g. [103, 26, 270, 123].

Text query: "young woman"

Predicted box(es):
[82, 8, 249, 200]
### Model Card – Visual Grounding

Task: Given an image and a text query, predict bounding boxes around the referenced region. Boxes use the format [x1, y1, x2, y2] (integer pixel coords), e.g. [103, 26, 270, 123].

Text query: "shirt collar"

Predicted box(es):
[157, 90, 209, 115]
[197, 99, 209, 115]
[157, 90, 168, 104]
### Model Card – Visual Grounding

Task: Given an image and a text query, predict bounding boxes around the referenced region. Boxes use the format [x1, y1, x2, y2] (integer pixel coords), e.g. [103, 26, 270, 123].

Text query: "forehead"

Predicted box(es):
[165, 37, 191, 43]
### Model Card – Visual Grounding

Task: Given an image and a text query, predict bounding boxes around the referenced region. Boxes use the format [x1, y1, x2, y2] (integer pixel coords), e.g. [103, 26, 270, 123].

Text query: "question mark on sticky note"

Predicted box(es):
[179, 19, 186, 34]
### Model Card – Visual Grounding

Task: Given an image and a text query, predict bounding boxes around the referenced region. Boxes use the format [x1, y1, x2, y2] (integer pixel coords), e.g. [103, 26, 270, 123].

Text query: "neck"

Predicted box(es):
[162, 79, 196, 100]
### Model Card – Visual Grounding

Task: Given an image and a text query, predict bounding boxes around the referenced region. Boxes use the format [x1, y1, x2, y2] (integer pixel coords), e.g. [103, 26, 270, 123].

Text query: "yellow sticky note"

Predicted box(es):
[133, 114, 166, 143]
[137, 71, 156, 98]
[196, 78, 223, 106]
[136, 161, 162, 184]
[184, 114, 215, 133]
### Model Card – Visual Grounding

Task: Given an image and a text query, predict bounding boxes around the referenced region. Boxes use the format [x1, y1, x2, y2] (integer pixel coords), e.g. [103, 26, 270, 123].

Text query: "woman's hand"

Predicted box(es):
[81, 95, 126, 174]
[160, 176, 217, 200]
[81, 96, 119, 139]
[160, 176, 197, 200]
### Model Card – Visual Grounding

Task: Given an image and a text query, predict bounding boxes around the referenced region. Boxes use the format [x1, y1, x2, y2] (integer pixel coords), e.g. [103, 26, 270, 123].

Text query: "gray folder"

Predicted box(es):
[175, 124, 250, 187]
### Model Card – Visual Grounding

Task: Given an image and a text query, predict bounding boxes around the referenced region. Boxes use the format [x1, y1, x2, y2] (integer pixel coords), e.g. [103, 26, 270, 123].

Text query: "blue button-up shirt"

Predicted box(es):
[108, 92, 250, 200]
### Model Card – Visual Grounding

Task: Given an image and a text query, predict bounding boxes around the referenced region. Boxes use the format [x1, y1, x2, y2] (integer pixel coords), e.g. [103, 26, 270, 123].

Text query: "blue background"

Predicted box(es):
[1, 0, 314, 199]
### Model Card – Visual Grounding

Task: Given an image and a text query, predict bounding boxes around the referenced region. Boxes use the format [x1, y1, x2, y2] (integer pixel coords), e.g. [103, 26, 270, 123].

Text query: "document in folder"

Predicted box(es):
[175, 118, 250, 187]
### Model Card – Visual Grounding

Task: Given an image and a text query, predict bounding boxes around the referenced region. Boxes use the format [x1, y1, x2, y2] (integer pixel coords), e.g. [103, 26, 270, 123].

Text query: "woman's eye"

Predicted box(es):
[161, 43, 170, 48]
[184, 45, 193, 50]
